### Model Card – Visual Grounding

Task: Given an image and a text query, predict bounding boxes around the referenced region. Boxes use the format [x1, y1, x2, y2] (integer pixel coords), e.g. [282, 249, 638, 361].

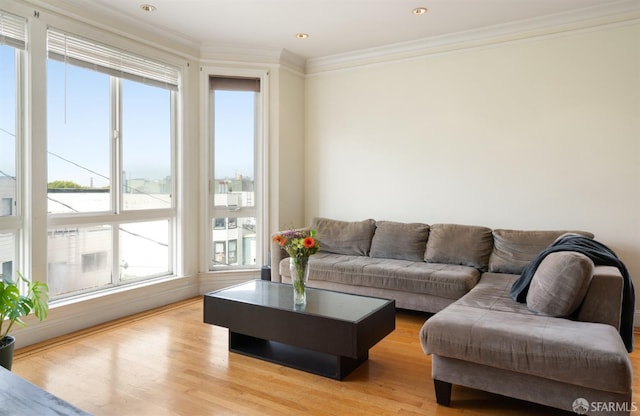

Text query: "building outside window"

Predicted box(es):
[0, 11, 25, 281]
[46, 29, 178, 298]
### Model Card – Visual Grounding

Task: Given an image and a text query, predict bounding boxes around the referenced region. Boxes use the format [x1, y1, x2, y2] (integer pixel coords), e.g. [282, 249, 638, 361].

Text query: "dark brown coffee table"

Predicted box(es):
[203, 280, 395, 380]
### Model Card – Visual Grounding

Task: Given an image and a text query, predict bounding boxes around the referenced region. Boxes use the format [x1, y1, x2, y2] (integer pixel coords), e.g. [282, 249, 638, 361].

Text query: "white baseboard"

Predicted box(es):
[11, 271, 261, 349]
[198, 270, 261, 294]
[12, 275, 200, 349]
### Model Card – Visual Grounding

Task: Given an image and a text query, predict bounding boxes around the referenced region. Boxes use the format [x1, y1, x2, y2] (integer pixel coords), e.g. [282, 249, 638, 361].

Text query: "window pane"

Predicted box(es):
[47, 60, 110, 213]
[213, 90, 255, 209]
[122, 80, 172, 210]
[120, 220, 169, 281]
[211, 216, 255, 268]
[0, 46, 16, 217]
[0, 232, 15, 279]
[48, 226, 112, 297]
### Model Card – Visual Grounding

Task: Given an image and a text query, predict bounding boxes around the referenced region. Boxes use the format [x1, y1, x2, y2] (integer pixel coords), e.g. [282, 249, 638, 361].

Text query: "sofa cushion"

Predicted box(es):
[370, 221, 429, 261]
[488, 229, 594, 274]
[280, 252, 480, 300]
[311, 217, 376, 256]
[424, 224, 493, 271]
[420, 273, 632, 394]
[526, 252, 594, 317]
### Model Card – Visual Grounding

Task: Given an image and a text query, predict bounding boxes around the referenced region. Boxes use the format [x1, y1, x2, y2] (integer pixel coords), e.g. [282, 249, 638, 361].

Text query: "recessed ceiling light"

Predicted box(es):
[140, 4, 157, 12]
[412, 7, 428, 15]
[295, 33, 309, 40]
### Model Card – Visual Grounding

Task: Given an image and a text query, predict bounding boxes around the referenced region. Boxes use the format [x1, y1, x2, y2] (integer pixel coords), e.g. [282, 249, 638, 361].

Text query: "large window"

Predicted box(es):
[46, 29, 178, 298]
[209, 76, 262, 270]
[0, 11, 25, 280]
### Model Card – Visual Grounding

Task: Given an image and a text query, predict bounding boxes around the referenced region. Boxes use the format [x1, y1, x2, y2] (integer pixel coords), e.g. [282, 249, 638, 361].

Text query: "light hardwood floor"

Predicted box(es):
[12, 297, 640, 416]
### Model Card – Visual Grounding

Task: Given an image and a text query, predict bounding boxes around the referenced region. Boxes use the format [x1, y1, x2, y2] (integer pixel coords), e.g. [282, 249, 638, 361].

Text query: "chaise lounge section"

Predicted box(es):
[420, 268, 632, 415]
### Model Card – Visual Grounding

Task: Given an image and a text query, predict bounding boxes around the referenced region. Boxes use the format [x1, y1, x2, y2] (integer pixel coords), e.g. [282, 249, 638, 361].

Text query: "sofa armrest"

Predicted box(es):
[270, 227, 310, 282]
[575, 265, 623, 330]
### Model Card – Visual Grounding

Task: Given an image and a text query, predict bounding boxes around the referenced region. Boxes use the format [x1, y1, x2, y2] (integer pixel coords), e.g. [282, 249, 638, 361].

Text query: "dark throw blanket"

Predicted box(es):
[510, 234, 635, 352]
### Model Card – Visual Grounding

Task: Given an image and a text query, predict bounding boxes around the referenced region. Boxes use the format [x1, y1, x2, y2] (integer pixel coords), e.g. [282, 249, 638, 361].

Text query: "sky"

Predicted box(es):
[0, 46, 16, 180]
[1, 44, 255, 190]
[214, 90, 255, 180]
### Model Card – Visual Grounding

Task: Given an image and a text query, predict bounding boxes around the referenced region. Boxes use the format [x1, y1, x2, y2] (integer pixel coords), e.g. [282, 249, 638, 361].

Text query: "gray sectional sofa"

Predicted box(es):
[270, 217, 634, 415]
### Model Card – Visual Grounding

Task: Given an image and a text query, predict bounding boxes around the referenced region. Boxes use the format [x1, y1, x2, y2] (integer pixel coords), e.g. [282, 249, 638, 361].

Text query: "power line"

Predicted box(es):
[2, 163, 169, 248]
[0, 127, 15, 137]
[0, 183, 167, 247]
[46, 195, 79, 212]
[118, 227, 168, 248]
[45, 197, 168, 247]
[1, 133, 169, 203]
[0, 169, 15, 179]
[48, 151, 109, 181]
[3, 151, 168, 205]
[2, 140, 170, 247]
[48, 151, 169, 204]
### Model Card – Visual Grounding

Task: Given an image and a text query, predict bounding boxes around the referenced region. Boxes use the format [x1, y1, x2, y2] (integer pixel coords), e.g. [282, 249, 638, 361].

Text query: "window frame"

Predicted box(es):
[0, 11, 26, 281]
[45, 28, 179, 299]
[200, 67, 269, 273]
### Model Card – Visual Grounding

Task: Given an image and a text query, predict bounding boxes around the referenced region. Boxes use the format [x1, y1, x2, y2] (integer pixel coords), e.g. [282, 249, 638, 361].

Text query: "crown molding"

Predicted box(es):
[305, 0, 640, 75]
[200, 45, 306, 73]
[279, 49, 307, 74]
[19, 0, 200, 61]
[12, 0, 640, 77]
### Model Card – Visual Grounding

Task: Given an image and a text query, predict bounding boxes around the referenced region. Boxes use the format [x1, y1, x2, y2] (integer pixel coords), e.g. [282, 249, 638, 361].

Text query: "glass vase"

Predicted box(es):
[290, 256, 310, 306]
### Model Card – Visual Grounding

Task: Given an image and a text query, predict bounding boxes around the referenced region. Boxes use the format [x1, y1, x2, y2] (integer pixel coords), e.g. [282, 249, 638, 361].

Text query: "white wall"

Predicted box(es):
[269, 67, 307, 236]
[306, 23, 640, 303]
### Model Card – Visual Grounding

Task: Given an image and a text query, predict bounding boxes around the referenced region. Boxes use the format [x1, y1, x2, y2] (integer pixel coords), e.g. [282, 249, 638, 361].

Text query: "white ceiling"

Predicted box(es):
[45, 0, 637, 60]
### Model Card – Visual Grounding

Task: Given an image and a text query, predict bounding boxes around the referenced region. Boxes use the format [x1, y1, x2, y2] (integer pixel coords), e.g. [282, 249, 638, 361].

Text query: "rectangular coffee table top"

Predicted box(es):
[210, 280, 392, 322]
[204, 280, 395, 379]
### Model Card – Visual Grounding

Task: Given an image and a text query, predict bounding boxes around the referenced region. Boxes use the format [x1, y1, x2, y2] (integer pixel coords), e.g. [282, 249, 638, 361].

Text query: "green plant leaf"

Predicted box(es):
[0, 272, 50, 339]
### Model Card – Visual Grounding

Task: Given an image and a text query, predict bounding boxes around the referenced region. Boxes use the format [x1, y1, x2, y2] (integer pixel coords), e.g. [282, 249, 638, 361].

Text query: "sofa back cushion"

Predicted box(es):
[526, 251, 595, 317]
[311, 217, 376, 256]
[488, 229, 595, 274]
[370, 221, 430, 261]
[424, 224, 494, 271]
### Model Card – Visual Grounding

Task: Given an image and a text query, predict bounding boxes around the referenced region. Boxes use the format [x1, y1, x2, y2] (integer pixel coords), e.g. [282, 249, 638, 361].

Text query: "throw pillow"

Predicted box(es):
[526, 251, 594, 317]
[370, 221, 430, 261]
[488, 229, 594, 275]
[311, 217, 376, 256]
[424, 224, 494, 271]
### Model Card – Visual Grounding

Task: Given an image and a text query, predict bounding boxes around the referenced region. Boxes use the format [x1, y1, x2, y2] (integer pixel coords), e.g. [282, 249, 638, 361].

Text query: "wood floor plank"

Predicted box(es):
[11, 297, 639, 416]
